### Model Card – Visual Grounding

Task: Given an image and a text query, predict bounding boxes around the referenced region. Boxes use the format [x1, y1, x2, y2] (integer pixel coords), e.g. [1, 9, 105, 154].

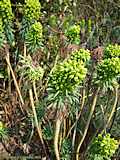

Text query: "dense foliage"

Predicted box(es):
[0, 0, 120, 160]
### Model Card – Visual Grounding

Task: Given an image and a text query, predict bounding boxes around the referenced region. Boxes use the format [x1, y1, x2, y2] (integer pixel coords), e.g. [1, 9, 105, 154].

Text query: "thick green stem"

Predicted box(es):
[54, 118, 61, 160]
[76, 87, 100, 160]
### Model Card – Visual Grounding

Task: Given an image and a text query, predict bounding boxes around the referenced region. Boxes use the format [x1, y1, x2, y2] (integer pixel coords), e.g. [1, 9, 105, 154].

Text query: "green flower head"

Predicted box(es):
[89, 134, 118, 159]
[25, 22, 43, 53]
[104, 44, 120, 59]
[49, 59, 87, 94]
[95, 58, 120, 86]
[24, 0, 41, 22]
[70, 48, 90, 64]
[65, 25, 80, 44]
[0, 0, 13, 24]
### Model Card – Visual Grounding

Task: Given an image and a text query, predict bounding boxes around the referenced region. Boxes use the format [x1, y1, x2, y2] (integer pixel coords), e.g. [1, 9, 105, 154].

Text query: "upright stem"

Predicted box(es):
[29, 89, 47, 155]
[6, 51, 11, 94]
[67, 88, 86, 138]
[24, 43, 27, 57]
[76, 87, 100, 160]
[104, 86, 118, 131]
[54, 118, 62, 160]
[33, 81, 38, 102]
[5, 56, 24, 107]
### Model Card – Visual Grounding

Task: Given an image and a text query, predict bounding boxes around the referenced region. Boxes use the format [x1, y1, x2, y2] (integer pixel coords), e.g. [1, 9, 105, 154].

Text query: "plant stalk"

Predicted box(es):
[5, 56, 24, 108]
[76, 87, 100, 160]
[54, 118, 62, 160]
[104, 86, 118, 131]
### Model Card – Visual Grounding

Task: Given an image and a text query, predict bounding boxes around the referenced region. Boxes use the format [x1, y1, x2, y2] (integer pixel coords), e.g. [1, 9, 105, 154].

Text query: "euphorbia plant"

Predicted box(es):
[20, 0, 42, 56]
[94, 48, 120, 131]
[47, 49, 90, 160]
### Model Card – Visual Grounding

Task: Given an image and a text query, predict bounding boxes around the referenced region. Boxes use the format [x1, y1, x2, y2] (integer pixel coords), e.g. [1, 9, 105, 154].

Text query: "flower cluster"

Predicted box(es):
[21, 0, 43, 54]
[96, 58, 120, 85]
[0, 0, 13, 24]
[95, 44, 120, 87]
[48, 48, 90, 98]
[104, 44, 120, 59]
[24, 0, 41, 22]
[0, 0, 14, 45]
[48, 59, 87, 94]
[88, 134, 118, 160]
[70, 48, 90, 64]
[65, 25, 80, 44]
[25, 22, 43, 53]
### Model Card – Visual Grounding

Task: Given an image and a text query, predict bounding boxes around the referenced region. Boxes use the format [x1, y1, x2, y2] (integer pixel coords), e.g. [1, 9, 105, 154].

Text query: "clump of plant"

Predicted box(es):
[20, 0, 43, 54]
[65, 24, 80, 44]
[47, 48, 89, 160]
[70, 48, 91, 64]
[104, 44, 120, 59]
[0, 0, 14, 45]
[21, 0, 41, 38]
[24, 0, 41, 22]
[87, 133, 118, 160]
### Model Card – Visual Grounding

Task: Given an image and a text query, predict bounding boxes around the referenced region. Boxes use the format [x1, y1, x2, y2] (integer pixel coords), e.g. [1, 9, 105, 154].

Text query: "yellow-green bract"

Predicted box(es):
[25, 22, 43, 53]
[70, 48, 90, 64]
[104, 44, 120, 59]
[0, 0, 13, 24]
[49, 59, 87, 94]
[24, 0, 41, 22]
[96, 57, 120, 86]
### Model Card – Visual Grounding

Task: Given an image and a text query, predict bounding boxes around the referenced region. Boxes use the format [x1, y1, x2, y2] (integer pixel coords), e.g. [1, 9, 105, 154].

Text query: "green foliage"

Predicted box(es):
[0, 0, 14, 45]
[43, 123, 54, 140]
[61, 138, 72, 160]
[19, 55, 44, 82]
[88, 134, 118, 160]
[0, 18, 5, 48]
[70, 48, 91, 64]
[25, 22, 43, 53]
[104, 44, 120, 59]
[95, 58, 120, 87]
[24, 0, 41, 22]
[65, 24, 80, 44]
